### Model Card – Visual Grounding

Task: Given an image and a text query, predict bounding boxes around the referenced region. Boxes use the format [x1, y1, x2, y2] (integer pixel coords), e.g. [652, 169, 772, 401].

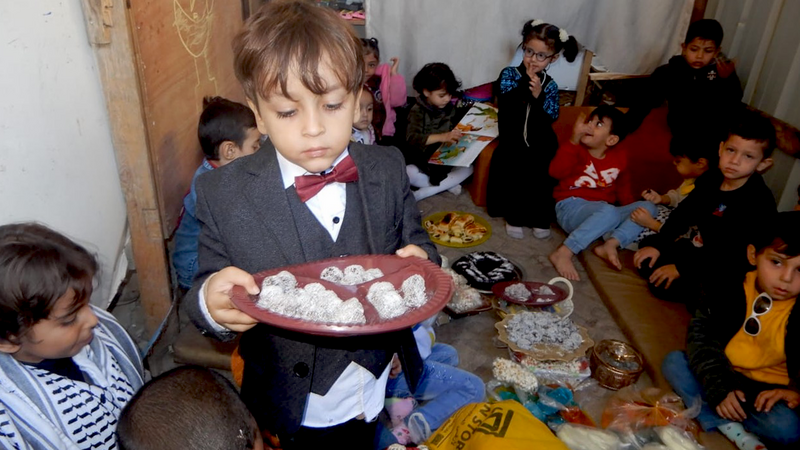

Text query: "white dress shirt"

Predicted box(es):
[200, 147, 391, 428]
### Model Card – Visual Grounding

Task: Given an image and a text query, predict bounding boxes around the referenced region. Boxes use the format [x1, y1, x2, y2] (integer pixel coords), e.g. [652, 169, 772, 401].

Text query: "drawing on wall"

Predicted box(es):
[174, 0, 218, 109]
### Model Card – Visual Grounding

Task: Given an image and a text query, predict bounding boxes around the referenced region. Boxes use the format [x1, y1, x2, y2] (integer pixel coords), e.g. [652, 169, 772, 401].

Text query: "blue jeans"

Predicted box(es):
[555, 197, 657, 254]
[376, 344, 485, 448]
[662, 351, 800, 446]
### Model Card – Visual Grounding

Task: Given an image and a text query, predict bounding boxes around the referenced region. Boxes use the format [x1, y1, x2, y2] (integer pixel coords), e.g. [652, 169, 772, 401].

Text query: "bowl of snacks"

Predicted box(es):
[590, 339, 644, 390]
[495, 311, 593, 362]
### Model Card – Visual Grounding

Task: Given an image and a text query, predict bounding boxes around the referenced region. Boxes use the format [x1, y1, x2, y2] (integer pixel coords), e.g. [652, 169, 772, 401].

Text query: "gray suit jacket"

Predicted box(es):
[184, 140, 439, 434]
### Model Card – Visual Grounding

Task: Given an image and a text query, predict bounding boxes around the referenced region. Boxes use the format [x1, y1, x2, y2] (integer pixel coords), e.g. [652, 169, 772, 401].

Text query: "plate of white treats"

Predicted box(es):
[230, 255, 454, 336]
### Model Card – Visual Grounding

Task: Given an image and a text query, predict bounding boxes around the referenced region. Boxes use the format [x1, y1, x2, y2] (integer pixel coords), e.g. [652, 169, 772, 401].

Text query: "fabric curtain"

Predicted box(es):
[365, 0, 693, 89]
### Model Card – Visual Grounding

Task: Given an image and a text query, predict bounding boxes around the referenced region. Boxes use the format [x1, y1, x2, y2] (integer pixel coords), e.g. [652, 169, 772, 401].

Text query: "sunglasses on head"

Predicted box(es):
[743, 292, 772, 336]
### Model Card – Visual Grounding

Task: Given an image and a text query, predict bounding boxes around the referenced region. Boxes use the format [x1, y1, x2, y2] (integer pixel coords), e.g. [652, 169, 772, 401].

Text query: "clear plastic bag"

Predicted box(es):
[555, 423, 625, 450]
[601, 387, 700, 438]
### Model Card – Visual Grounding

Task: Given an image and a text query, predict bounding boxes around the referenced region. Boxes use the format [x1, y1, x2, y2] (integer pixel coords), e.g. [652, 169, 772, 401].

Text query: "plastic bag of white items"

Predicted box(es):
[653, 426, 703, 450]
[556, 423, 624, 450]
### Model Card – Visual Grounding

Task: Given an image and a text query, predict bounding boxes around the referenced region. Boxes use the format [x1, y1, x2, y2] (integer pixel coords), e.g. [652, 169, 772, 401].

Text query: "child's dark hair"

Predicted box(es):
[589, 105, 629, 141]
[0, 223, 97, 343]
[754, 211, 800, 257]
[233, 0, 364, 103]
[412, 63, 461, 96]
[521, 20, 580, 63]
[726, 109, 776, 158]
[198, 97, 257, 160]
[117, 366, 260, 450]
[685, 19, 724, 47]
[361, 37, 380, 61]
[669, 135, 718, 165]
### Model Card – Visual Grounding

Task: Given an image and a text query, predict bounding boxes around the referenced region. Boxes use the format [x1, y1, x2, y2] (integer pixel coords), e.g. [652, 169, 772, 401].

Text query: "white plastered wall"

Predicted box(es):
[0, 1, 129, 306]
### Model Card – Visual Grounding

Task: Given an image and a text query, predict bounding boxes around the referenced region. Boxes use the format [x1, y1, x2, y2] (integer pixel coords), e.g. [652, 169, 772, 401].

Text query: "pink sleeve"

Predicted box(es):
[384, 73, 407, 108]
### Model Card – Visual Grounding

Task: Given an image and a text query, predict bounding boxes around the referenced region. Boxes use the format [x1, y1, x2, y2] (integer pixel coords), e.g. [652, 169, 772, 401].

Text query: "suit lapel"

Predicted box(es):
[350, 143, 387, 254]
[242, 141, 307, 265]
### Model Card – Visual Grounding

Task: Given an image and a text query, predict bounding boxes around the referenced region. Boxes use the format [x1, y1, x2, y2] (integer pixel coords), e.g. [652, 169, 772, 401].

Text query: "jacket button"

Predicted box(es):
[293, 362, 309, 378]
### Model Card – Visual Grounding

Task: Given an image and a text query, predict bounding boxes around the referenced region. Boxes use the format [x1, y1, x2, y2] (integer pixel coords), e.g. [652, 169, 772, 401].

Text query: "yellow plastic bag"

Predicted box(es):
[425, 400, 570, 450]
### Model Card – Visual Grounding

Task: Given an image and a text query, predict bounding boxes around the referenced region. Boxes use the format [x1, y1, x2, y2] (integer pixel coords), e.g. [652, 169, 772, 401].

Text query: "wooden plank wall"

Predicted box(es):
[127, 0, 247, 236]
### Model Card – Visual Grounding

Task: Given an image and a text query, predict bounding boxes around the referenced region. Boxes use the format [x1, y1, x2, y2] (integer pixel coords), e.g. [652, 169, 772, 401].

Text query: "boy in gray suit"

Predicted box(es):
[183, 1, 439, 449]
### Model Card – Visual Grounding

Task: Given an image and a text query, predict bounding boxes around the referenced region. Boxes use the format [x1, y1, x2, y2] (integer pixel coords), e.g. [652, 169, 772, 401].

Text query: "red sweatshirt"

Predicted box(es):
[549, 142, 635, 205]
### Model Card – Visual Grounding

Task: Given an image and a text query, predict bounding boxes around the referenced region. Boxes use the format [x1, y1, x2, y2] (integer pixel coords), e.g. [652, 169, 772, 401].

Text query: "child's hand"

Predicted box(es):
[631, 207, 661, 232]
[443, 129, 462, 144]
[204, 267, 260, 332]
[396, 244, 428, 260]
[650, 264, 680, 289]
[634, 246, 661, 268]
[389, 354, 403, 379]
[642, 189, 663, 204]
[755, 389, 800, 412]
[570, 112, 589, 144]
[716, 56, 737, 79]
[389, 57, 400, 76]
[717, 390, 747, 421]
[529, 76, 542, 98]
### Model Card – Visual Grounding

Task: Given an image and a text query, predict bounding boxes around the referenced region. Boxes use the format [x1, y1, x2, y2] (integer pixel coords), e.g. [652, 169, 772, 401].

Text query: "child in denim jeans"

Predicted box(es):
[172, 97, 261, 290]
[662, 212, 799, 450]
[548, 106, 657, 281]
[377, 315, 485, 448]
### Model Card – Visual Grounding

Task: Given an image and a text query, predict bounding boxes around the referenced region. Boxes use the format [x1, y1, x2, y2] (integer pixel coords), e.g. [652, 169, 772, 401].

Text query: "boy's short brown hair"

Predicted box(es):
[233, 0, 364, 102]
[0, 223, 97, 342]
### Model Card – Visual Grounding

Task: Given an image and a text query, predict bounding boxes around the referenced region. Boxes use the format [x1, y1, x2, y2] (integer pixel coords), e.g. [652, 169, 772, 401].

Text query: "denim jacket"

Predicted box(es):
[172, 159, 215, 288]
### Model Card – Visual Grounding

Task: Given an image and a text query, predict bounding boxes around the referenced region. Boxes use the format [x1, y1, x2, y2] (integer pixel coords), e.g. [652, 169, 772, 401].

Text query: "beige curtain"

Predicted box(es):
[365, 0, 693, 89]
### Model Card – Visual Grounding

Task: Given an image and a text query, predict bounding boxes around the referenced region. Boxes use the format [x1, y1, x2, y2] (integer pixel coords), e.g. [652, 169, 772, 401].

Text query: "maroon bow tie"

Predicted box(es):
[294, 155, 359, 202]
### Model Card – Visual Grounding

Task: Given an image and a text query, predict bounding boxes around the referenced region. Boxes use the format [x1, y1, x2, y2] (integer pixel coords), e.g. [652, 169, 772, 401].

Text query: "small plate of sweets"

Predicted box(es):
[230, 255, 453, 336]
[492, 277, 573, 307]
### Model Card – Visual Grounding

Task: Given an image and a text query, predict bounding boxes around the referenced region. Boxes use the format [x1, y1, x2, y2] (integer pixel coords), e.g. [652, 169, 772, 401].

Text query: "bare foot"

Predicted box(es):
[549, 245, 580, 281]
[593, 240, 622, 271]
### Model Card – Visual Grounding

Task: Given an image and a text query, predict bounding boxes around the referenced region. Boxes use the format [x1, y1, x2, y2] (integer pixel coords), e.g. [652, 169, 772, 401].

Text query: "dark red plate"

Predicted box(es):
[491, 281, 567, 307]
[230, 255, 453, 336]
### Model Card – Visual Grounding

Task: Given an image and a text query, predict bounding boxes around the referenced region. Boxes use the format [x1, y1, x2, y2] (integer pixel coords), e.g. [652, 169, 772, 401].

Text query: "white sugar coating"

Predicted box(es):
[506, 311, 582, 351]
[336, 298, 367, 324]
[369, 281, 395, 294]
[320, 266, 344, 283]
[364, 268, 385, 280]
[262, 270, 298, 291]
[504, 283, 531, 301]
[534, 285, 556, 296]
[401, 274, 427, 308]
[256, 272, 365, 324]
[328, 265, 386, 285]
[367, 283, 408, 319]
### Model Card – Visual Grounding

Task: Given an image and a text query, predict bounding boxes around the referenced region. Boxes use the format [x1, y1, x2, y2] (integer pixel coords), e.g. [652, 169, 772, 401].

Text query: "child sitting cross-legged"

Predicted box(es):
[172, 97, 262, 292]
[630, 135, 715, 243]
[547, 106, 658, 281]
[117, 366, 265, 450]
[184, 2, 439, 449]
[404, 63, 474, 201]
[0, 223, 144, 450]
[662, 211, 800, 450]
[634, 110, 777, 304]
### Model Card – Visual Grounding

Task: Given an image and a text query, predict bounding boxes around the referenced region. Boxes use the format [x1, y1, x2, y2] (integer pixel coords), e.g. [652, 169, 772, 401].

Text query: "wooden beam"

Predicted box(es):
[79, 0, 113, 45]
[575, 50, 593, 106]
[80, 0, 172, 334]
[691, 0, 708, 23]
